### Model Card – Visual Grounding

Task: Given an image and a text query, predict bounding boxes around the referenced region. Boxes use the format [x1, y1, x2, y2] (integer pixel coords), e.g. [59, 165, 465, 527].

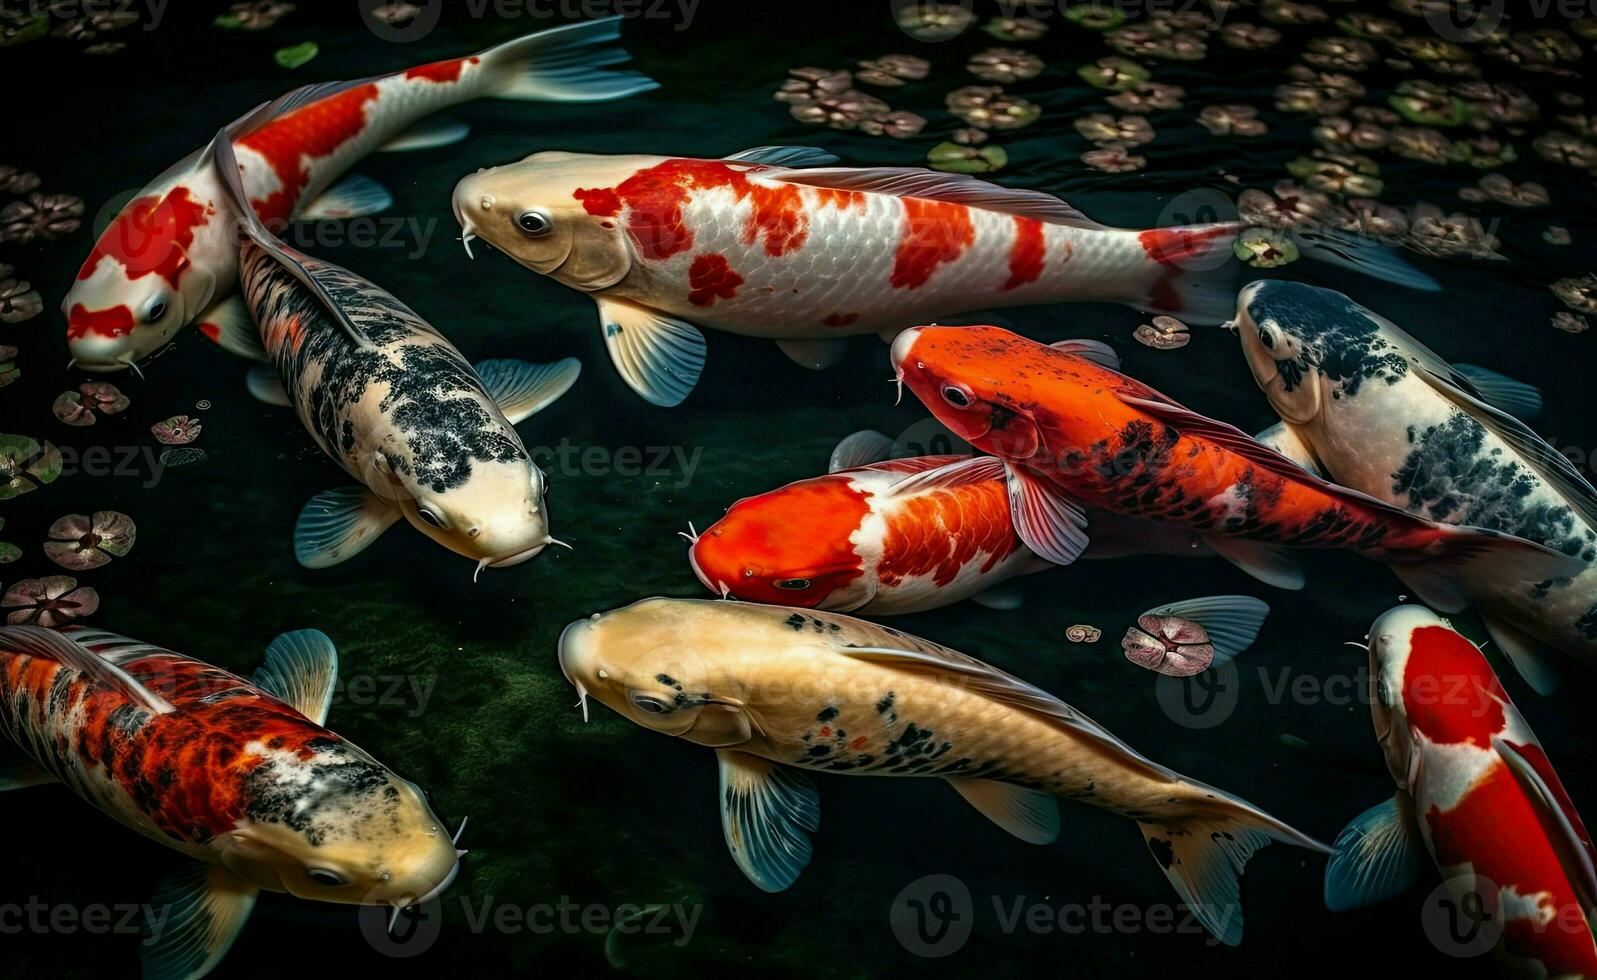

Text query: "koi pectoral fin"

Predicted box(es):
[295, 174, 393, 221]
[142, 863, 259, 980]
[1004, 464, 1090, 567]
[198, 295, 266, 362]
[948, 779, 1059, 844]
[474, 357, 582, 424]
[1323, 793, 1428, 912]
[1203, 537, 1306, 592]
[244, 365, 290, 408]
[293, 487, 401, 569]
[1482, 614, 1563, 696]
[252, 630, 339, 726]
[775, 338, 849, 370]
[596, 297, 706, 407]
[716, 750, 820, 893]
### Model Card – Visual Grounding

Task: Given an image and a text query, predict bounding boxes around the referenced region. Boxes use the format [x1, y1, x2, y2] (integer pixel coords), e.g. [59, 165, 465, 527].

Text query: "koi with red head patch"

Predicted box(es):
[892, 324, 1583, 603]
[688, 430, 1209, 615]
[451, 147, 1434, 406]
[0, 625, 462, 979]
[1326, 606, 1597, 977]
[62, 18, 654, 374]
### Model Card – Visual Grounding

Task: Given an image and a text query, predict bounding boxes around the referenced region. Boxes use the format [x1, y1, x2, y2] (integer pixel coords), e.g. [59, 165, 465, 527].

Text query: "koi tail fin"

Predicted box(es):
[1136, 788, 1330, 946]
[483, 16, 659, 103]
[1128, 223, 1242, 326]
[1386, 524, 1587, 616]
[1292, 228, 1441, 292]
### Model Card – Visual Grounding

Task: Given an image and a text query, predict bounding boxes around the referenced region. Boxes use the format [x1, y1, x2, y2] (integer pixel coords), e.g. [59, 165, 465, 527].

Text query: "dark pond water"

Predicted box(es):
[1, 1, 1594, 978]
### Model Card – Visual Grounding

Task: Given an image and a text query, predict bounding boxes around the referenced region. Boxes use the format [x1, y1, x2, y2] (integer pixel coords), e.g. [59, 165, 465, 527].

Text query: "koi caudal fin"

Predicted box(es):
[483, 16, 658, 103]
[1136, 787, 1330, 946]
[1128, 223, 1439, 326]
[1387, 524, 1588, 617]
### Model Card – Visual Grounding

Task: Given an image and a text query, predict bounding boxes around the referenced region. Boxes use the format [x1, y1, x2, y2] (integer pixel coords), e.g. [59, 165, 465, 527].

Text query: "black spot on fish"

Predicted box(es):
[1147, 836, 1175, 870]
[816, 706, 838, 723]
[785, 614, 807, 632]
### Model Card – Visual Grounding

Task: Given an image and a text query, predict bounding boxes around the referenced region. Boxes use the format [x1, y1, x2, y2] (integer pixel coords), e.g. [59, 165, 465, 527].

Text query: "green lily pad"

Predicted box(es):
[274, 42, 319, 70]
[928, 142, 1008, 174]
[213, 14, 245, 28]
[1077, 57, 1149, 91]
[1065, 5, 1126, 30]
[0, 435, 62, 500]
[0, 14, 49, 47]
[0, 361, 17, 388]
[1388, 87, 1471, 127]
[1233, 227, 1300, 268]
[0, 541, 18, 563]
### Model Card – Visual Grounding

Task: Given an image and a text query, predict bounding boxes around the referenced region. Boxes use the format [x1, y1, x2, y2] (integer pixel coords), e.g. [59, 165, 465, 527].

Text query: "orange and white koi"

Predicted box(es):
[64, 18, 655, 373]
[688, 424, 1208, 614]
[450, 147, 1433, 405]
[1326, 606, 1597, 977]
[892, 325, 1582, 605]
[0, 625, 461, 980]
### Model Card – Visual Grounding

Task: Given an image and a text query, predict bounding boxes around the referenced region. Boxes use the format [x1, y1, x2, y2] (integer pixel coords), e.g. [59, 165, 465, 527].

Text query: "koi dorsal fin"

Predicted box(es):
[0, 626, 175, 715]
[773, 166, 1107, 229]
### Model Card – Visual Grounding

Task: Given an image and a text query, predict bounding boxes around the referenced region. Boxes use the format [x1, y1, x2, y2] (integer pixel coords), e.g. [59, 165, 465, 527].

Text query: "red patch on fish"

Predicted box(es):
[1425, 760, 1597, 977]
[78, 187, 210, 287]
[66, 303, 136, 341]
[823, 312, 859, 327]
[1402, 625, 1506, 747]
[1003, 216, 1046, 291]
[238, 82, 382, 224]
[1, 643, 347, 845]
[814, 187, 867, 212]
[404, 55, 479, 84]
[572, 159, 811, 262]
[877, 477, 1017, 587]
[693, 476, 870, 605]
[687, 253, 743, 306]
[1138, 225, 1236, 265]
[891, 198, 974, 290]
[199, 321, 221, 341]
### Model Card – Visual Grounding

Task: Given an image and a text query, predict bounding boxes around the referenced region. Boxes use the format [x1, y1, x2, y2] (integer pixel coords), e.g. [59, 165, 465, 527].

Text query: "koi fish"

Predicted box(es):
[1233, 280, 1597, 692]
[450, 147, 1433, 406]
[0, 625, 462, 980]
[688, 416, 1209, 614]
[64, 18, 655, 373]
[1325, 606, 1597, 977]
[208, 123, 578, 575]
[558, 597, 1329, 945]
[891, 325, 1584, 605]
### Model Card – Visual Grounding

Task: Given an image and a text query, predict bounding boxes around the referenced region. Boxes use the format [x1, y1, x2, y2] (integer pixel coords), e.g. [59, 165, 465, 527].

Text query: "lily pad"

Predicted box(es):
[0, 435, 62, 499]
[1077, 56, 1149, 91]
[151, 415, 202, 445]
[928, 142, 1008, 174]
[159, 447, 208, 468]
[1234, 227, 1300, 268]
[274, 41, 318, 69]
[52, 391, 96, 426]
[3, 576, 100, 628]
[44, 511, 136, 571]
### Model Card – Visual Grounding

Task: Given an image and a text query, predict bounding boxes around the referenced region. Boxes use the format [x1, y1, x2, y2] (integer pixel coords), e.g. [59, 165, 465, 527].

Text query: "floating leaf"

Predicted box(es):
[0, 435, 62, 499]
[1065, 625, 1102, 644]
[52, 391, 96, 426]
[1134, 316, 1191, 350]
[3, 576, 99, 627]
[274, 41, 318, 70]
[927, 141, 1008, 174]
[1234, 227, 1300, 268]
[151, 415, 202, 445]
[159, 447, 208, 468]
[44, 511, 136, 571]
[79, 381, 130, 415]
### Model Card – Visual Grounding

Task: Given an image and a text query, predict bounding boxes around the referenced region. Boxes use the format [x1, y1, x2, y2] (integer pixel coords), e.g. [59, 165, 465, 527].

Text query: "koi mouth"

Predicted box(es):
[470, 537, 572, 581]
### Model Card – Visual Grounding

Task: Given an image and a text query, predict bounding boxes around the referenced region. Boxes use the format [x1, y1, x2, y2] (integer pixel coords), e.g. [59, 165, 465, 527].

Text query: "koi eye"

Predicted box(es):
[516, 209, 553, 236]
[1258, 327, 1275, 350]
[417, 504, 449, 530]
[141, 296, 167, 324]
[631, 693, 672, 714]
[307, 868, 346, 887]
[941, 385, 970, 408]
[1376, 676, 1392, 706]
[774, 578, 811, 591]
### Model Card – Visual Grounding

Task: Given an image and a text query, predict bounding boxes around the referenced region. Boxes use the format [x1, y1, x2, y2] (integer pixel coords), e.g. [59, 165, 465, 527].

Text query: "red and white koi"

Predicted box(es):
[63, 18, 655, 373]
[0, 625, 462, 979]
[450, 147, 1433, 405]
[1326, 606, 1597, 977]
[688, 426, 1208, 614]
